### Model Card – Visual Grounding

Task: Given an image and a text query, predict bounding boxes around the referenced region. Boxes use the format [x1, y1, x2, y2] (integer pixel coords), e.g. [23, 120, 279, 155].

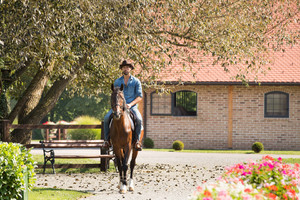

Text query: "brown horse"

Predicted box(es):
[109, 84, 143, 193]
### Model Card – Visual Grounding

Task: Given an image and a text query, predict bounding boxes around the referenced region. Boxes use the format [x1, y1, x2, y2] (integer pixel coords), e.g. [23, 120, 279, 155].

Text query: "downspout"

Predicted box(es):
[228, 85, 233, 149]
[143, 92, 147, 139]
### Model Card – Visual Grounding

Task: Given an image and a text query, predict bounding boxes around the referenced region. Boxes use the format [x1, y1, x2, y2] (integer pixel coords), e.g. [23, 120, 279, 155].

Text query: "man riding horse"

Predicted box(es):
[103, 60, 143, 151]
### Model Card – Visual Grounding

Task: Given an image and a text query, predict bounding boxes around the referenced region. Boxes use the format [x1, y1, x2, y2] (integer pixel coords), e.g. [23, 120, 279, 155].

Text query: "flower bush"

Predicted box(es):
[191, 155, 300, 200]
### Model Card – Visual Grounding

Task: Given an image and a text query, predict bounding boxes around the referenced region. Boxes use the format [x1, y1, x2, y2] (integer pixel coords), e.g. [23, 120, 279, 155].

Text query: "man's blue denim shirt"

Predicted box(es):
[114, 75, 143, 107]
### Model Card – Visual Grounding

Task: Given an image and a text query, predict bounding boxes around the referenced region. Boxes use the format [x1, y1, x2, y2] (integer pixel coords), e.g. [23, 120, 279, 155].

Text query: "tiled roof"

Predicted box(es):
[154, 42, 300, 85]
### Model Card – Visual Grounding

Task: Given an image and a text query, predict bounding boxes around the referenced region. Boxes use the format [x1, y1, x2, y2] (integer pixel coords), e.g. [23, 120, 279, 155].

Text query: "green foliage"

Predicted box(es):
[1, 0, 299, 143]
[172, 140, 184, 151]
[48, 90, 110, 122]
[1, 0, 299, 98]
[143, 137, 154, 148]
[68, 116, 101, 140]
[0, 142, 36, 200]
[252, 142, 264, 153]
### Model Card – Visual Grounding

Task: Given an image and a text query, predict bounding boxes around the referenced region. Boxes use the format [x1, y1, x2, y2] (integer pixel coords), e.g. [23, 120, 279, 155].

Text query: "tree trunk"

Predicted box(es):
[10, 56, 86, 144]
[8, 61, 54, 123]
[0, 93, 9, 119]
[0, 74, 12, 120]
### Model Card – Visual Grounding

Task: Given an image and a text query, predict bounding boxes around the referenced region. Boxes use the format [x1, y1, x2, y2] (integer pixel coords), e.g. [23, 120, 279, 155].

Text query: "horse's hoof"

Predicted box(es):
[119, 184, 127, 194]
[129, 179, 134, 191]
[120, 189, 127, 194]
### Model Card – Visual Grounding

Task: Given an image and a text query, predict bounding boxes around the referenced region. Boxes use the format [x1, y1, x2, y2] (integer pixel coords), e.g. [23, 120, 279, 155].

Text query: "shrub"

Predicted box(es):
[172, 140, 184, 151]
[0, 142, 36, 200]
[143, 137, 154, 148]
[252, 141, 264, 153]
[68, 116, 101, 140]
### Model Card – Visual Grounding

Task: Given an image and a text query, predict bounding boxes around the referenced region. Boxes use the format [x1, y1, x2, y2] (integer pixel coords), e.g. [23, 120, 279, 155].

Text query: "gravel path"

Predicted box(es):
[31, 149, 300, 200]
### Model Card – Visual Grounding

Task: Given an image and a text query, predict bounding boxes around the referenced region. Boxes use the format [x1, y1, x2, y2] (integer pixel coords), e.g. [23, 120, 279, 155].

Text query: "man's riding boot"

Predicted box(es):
[104, 140, 111, 148]
[135, 140, 142, 151]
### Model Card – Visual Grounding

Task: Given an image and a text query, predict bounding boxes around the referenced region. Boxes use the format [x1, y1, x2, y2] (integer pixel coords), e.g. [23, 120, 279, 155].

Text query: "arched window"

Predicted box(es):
[173, 90, 197, 116]
[150, 90, 197, 116]
[264, 91, 289, 118]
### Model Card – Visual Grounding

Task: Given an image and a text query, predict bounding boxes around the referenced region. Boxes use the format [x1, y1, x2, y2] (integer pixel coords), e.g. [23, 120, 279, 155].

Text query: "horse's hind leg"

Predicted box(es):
[129, 149, 138, 191]
[129, 130, 143, 191]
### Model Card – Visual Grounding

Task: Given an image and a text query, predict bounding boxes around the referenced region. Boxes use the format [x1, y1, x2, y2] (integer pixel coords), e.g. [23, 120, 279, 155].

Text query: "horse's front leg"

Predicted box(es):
[120, 146, 131, 193]
[113, 149, 124, 192]
[129, 149, 138, 191]
[119, 161, 128, 194]
[115, 157, 123, 189]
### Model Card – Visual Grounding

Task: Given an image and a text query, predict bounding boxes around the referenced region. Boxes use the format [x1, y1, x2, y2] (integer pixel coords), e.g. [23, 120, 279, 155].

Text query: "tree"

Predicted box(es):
[47, 90, 110, 122]
[0, 0, 299, 144]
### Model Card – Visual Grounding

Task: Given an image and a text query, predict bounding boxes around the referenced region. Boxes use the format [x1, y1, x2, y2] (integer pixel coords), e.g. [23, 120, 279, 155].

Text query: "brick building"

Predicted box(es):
[137, 43, 300, 150]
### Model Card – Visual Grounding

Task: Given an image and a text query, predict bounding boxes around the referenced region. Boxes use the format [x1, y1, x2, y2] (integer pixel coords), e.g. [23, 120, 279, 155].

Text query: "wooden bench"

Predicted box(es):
[26, 140, 114, 174]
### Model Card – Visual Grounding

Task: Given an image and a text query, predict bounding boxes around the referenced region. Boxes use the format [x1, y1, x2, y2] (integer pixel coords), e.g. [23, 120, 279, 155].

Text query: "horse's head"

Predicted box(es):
[111, 84, 126, 120]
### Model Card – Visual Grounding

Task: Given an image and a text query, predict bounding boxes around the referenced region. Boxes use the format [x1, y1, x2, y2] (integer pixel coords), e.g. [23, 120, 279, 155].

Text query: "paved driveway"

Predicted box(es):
[32, 149, 300, 200]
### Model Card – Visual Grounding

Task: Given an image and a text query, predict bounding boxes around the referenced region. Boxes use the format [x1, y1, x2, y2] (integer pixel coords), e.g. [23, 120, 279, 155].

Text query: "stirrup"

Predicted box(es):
[135, 142, 142, 151]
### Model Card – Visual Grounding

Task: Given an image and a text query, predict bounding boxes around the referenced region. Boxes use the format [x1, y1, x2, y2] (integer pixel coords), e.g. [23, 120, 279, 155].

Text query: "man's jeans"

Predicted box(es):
[103, 106, 143, 142]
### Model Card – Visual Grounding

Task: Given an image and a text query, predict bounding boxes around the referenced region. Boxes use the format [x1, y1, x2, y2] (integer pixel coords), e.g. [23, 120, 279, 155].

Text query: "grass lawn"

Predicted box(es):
[32, 155, 116, 174]
[144, 148, 300, 155]
[29, 188, 92, 200]
[143, 148, 300, 164]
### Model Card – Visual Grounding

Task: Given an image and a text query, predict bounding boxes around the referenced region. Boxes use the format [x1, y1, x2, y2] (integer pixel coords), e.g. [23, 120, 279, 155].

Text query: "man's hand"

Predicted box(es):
[126, 96, 142, 109]
[127, 103, 132, 109]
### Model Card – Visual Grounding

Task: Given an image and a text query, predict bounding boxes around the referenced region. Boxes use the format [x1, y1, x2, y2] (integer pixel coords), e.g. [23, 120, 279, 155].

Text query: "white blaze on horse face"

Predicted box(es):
[112, 91, 123, 119]
[114, 105, 121, 119]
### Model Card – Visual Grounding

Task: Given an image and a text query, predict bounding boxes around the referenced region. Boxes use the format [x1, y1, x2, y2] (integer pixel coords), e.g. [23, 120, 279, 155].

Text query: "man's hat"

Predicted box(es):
[119, 60, 134, 69]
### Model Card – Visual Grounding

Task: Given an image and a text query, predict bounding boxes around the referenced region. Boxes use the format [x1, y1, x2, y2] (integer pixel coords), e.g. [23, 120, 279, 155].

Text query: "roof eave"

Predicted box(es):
[153, 81, 300, 86]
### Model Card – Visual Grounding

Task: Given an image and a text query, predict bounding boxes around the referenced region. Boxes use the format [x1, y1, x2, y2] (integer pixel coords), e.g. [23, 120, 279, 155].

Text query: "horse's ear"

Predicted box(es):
[120, 84, 124, 91]
[111, 84, 114, 91]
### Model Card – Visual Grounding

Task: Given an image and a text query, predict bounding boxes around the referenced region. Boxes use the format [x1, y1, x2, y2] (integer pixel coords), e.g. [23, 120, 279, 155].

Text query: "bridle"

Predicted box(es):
[111, 91, 127, 117]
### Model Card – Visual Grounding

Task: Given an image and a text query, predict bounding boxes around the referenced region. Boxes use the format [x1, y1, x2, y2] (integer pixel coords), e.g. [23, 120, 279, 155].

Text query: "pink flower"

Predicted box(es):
[218, 190, 227, 196]
[197, 186, 202, 192]
[268, 163, 274, 169]
[42, 121, 55, 125]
